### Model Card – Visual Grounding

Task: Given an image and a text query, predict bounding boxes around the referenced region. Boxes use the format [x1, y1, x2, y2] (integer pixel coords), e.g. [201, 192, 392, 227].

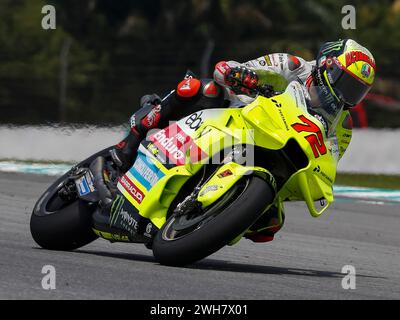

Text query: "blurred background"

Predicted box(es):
[0, 0, 400, 127]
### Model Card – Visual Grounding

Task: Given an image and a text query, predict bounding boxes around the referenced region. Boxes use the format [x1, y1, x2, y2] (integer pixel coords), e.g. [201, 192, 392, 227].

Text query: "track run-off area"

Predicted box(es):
[0, 171, 400, 299]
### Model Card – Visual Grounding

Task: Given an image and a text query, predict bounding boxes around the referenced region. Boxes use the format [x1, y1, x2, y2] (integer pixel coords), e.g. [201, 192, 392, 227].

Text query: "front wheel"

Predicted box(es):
[152, 176, 275, 266]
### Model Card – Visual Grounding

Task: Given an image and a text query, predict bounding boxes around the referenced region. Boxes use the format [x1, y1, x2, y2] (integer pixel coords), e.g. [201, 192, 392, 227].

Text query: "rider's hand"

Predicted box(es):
[225, 66, 259, 95]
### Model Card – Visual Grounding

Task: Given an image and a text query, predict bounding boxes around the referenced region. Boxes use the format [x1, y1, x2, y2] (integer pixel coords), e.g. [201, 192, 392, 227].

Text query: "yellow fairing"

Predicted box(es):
[127, 82, 338, 228]
[197, 162, 273, 207]
[131, 164, 196, 229]
[240, 90, 336, 217]
[129, 109, 251, 229]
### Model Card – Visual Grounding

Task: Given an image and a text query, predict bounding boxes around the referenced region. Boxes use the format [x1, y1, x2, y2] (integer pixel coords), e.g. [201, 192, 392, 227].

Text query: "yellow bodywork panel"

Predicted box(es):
[118, 81, 339, 232]
[197, 162, 272, 207]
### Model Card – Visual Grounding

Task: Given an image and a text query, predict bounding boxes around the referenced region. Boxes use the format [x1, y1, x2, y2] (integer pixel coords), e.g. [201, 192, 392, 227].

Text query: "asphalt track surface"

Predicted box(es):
[1, 172, 399, 300]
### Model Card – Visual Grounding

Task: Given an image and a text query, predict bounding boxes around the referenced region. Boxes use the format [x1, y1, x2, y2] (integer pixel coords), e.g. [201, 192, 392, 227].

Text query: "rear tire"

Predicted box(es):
[30, 146, 113, 250]
[30, 200, 97, 250]
[152, 176, 275, 266]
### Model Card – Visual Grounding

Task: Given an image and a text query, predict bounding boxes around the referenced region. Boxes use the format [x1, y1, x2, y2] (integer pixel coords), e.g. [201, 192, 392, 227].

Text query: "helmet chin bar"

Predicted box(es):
[307, 69, 344, 135]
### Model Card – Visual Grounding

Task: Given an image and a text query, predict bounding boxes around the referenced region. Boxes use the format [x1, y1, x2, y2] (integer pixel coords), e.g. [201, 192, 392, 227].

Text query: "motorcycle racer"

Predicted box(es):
[96, 39, 376, 243]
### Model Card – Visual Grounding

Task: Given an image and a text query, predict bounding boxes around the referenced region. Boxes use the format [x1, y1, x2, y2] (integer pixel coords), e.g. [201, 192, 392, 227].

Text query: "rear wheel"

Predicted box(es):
[30, 147, 113, 250]
[152, 176, 275, 266]
[30, 199, 98, 250]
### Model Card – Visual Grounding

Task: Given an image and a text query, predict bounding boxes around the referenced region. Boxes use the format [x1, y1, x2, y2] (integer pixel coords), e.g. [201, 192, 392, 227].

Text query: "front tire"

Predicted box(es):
[152, 176, 275, 266]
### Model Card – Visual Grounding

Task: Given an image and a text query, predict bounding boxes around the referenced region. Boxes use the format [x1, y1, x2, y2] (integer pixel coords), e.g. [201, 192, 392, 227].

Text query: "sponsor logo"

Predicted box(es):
[271, 99, 282, 108]
[258, 58, 266, 66]
[152, 129, 185, 161]
[130, 114, 136, 128]
[144, 223, 155, 238]
[291, 83, 308, 112]
[149, 123, 207, 165]
[109, 195, 144, 235]
[345, 51, 376, 69]
[321, 40, 345, 55]
[217, 169, 233, 178]
[77, 176, 90, 196]
[264, 55, 272, 66]
[133, 158, 159, 186]
[110, 195, 125, 226]
[314, 68, 338, 112]
[313, 165, 333, 184]
[329, 137, 340, 160]
[313, 114, 328, 132]
[84, 171, 95, 192]
[361, 63, 371, 78]
[318, 55, 327, 67]
[179, 78, 192, 91]
[278, 110, 289, 131]
[185, 111, 203, 130]
[142, 105, 161, 129]
[270, 54, 278, 67]
[146, 142, 166, 164]
[119, 175, 145, 204]
[278, 54, 284, 70]
[271, 98, 289, 131]
[215, 61, 230, 74]
[120, 209, 139, 231]
[147, 143, 159, 155]
[130, 154, 165, 190]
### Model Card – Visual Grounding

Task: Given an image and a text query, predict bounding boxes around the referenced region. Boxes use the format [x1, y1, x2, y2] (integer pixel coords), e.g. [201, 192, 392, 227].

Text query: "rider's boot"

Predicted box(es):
[244, 203, 285, 242]
[110, 93, 162, 172]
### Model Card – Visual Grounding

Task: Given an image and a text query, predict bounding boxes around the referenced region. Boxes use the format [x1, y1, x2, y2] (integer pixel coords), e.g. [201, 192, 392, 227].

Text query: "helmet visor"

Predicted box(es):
[326, 59, 371, 106]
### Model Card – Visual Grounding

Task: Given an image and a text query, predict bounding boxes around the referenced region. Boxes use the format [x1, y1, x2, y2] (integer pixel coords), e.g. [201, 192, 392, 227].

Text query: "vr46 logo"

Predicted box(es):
[291, 115, 327, 158]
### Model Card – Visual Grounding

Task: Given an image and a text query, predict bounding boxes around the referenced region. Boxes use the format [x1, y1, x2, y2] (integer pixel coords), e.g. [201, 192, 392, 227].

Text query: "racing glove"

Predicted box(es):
[215, 61, 259, 95]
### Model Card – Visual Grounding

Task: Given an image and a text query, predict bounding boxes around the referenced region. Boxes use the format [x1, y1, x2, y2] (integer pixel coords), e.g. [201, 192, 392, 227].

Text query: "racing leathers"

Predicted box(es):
[103, 53, 353, 243]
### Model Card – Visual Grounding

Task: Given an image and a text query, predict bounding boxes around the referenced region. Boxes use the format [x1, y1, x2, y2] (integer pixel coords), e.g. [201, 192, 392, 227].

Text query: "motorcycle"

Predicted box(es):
[30, 80, 338, 266]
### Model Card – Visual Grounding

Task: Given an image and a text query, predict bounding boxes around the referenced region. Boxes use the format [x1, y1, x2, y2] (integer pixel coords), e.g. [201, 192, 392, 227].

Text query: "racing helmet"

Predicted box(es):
[314, 39, 376, 108]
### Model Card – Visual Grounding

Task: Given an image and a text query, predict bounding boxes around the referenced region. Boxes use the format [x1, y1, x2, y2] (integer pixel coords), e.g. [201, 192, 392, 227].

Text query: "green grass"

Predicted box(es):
[335, 173, 400, 190]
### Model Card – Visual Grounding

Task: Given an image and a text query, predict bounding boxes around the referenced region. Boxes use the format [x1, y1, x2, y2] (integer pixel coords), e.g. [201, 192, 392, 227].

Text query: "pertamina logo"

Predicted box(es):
[119, 175, 145, 204]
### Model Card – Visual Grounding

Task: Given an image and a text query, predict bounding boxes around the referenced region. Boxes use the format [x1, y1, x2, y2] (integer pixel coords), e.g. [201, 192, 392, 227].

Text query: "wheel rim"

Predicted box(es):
[161, 178, 249, 241]
[35, 172, 77, 216]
